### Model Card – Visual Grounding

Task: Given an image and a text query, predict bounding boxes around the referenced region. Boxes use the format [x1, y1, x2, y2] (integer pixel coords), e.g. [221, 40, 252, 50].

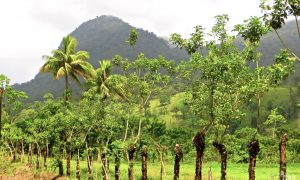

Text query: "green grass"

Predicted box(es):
[37, 158, 300, 179]
[1, 155, 299, 179]
[58, 160, 300, 179]
[1, 147, 300, 180]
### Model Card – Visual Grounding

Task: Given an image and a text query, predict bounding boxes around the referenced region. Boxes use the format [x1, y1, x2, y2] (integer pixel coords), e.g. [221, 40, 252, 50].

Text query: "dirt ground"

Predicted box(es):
[0, 165, 60, 180]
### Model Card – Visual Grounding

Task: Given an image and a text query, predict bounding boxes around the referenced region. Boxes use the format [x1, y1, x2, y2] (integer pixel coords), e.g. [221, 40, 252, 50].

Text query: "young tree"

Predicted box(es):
[264, 108, 286, 138]
[170, 23, 207, 180]
[113, 54, 175, 179]
[235, 15, 295, 180]
[41, 35, 94, 176]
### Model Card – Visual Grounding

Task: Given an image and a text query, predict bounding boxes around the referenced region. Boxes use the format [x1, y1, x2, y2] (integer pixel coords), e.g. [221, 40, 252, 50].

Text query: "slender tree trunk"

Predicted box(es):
[36, 143, 40, 170]
[135, 103, 145, 144]
[193, 131, 205, 180]
[256, 59, 261, 132]
[273, 29, 300, 61]
[280, 133, 288, 180]
[160, 163, 163, 180]
[123, 114, 129, 142]
[64, 73, 70, 102]
[128, 144, 136, 180]
[58, 135, 64, 176]
[66, 142, 71, 177]
[158, 150, 167, 180]
[87, 149, 93, 180]
[257, 95, 261, 131]
[208, 167, 212, 180]
[43, 146, 48, 168]
[173, 144, 183, 180]
[248, 140, 260, 180]
[21, 140, 24, 162]
[115, 153, 120, 180]
[76, 149, 80, 180]
[141, 146, 148, 180]
[13, 149, 16, 161]
[17, 140, 21, 160]
[28, 143, 33, 167]
[58, 159, 64, 176]
[213, 142, 227, 180]
[102, 152, 108, 180]
[295, 16, 300, 38]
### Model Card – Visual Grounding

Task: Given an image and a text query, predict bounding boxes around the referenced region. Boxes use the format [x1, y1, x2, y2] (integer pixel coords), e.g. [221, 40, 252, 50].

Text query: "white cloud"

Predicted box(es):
[0, 0, 262, 84]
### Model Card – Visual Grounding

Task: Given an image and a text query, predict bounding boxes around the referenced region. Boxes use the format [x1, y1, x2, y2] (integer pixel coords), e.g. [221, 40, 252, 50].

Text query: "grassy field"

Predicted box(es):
[1, 156, 299, 180]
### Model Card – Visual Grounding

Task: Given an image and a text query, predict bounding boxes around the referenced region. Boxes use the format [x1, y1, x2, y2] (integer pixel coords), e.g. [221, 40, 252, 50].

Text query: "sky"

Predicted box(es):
[0, 0, 262, 84]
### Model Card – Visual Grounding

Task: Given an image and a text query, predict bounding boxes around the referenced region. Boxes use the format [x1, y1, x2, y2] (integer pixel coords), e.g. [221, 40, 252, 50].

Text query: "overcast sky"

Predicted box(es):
[0, 0, 262, 84]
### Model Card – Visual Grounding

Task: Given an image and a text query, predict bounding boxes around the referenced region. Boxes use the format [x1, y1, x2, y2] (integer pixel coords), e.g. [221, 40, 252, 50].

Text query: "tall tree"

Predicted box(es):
[40, 35, 94, 101]
[40, 35, 94, 177]
[170, 22, 207, 180]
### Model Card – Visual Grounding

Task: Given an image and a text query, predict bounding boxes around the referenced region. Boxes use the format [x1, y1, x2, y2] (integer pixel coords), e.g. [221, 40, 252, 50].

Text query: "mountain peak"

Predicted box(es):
[15, 16, 187, 101]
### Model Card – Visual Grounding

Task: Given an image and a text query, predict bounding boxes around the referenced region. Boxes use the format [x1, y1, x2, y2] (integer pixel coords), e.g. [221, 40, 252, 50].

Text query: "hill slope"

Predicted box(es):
[14, 15, 188, 101]
[14, 16, 300, 101]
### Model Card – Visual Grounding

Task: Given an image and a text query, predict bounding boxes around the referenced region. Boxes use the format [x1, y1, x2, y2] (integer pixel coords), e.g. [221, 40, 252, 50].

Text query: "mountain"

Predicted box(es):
[14, 15, 188, 101]
[14, 16, 300, 101]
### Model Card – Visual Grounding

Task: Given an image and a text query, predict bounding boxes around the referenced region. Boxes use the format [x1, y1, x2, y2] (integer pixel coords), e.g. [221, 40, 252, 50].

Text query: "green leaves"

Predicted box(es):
[126, 28, 139, 47]
[260, 0, 300, 29]
[41, 35, 94, 99]
[170, 25, 205, 55]
[269, 49, 296, 86]
[211, 14, 230, 42]
[234, 16, 269, 43]
[264, 108, 286, 125]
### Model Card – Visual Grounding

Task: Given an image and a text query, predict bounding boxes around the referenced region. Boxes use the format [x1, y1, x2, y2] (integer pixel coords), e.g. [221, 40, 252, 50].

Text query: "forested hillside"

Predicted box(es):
[14, 15, 187, 101]
[14, 16, 300, 102]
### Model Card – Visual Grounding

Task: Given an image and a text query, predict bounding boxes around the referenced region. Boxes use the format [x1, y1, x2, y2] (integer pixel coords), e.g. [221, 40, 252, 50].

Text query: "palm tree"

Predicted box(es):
[40, 35, 94, 177]
[88, 60, 127, 100]
[40, 35, 94, 101]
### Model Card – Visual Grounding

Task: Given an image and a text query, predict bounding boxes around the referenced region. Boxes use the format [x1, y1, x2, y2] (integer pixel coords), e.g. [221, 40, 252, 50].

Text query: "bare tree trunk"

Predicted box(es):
[58, 137, 64, 176]
[17, 140, 21, 160]
[123, 115, 129, 142]
[115, 153, 120, 180]
[141, 146, 148, 180]
[173, 144, 183, 180]
[58, 159, 64, 176]
[208, 167, 212, 180]
[66, 142, 71, 177]
[87, 149, 93, 180]
[21, 140, 24, 162]
[12, 141, 16, 161]
[36, 143, 40, 170]
[28, 143, 33, 167]
[280, 133, 288, 180]
[128, 144, 136, 180]
[213, 142, 227, 180]
[160, 163, 163, 180]
[76, 149, 80, 180]
[158, 150, 167, 180]
[193, 131, 205, 180]
[102, 152, 108, 180]
[43, 146, 47, 168]
[248, 140, 260, 180]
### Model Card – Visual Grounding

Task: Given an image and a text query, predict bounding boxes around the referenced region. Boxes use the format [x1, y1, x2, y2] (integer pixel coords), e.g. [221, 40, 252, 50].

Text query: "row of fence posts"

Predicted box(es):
[24, 133, 288, 179]
[124, 133, 288, 180]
